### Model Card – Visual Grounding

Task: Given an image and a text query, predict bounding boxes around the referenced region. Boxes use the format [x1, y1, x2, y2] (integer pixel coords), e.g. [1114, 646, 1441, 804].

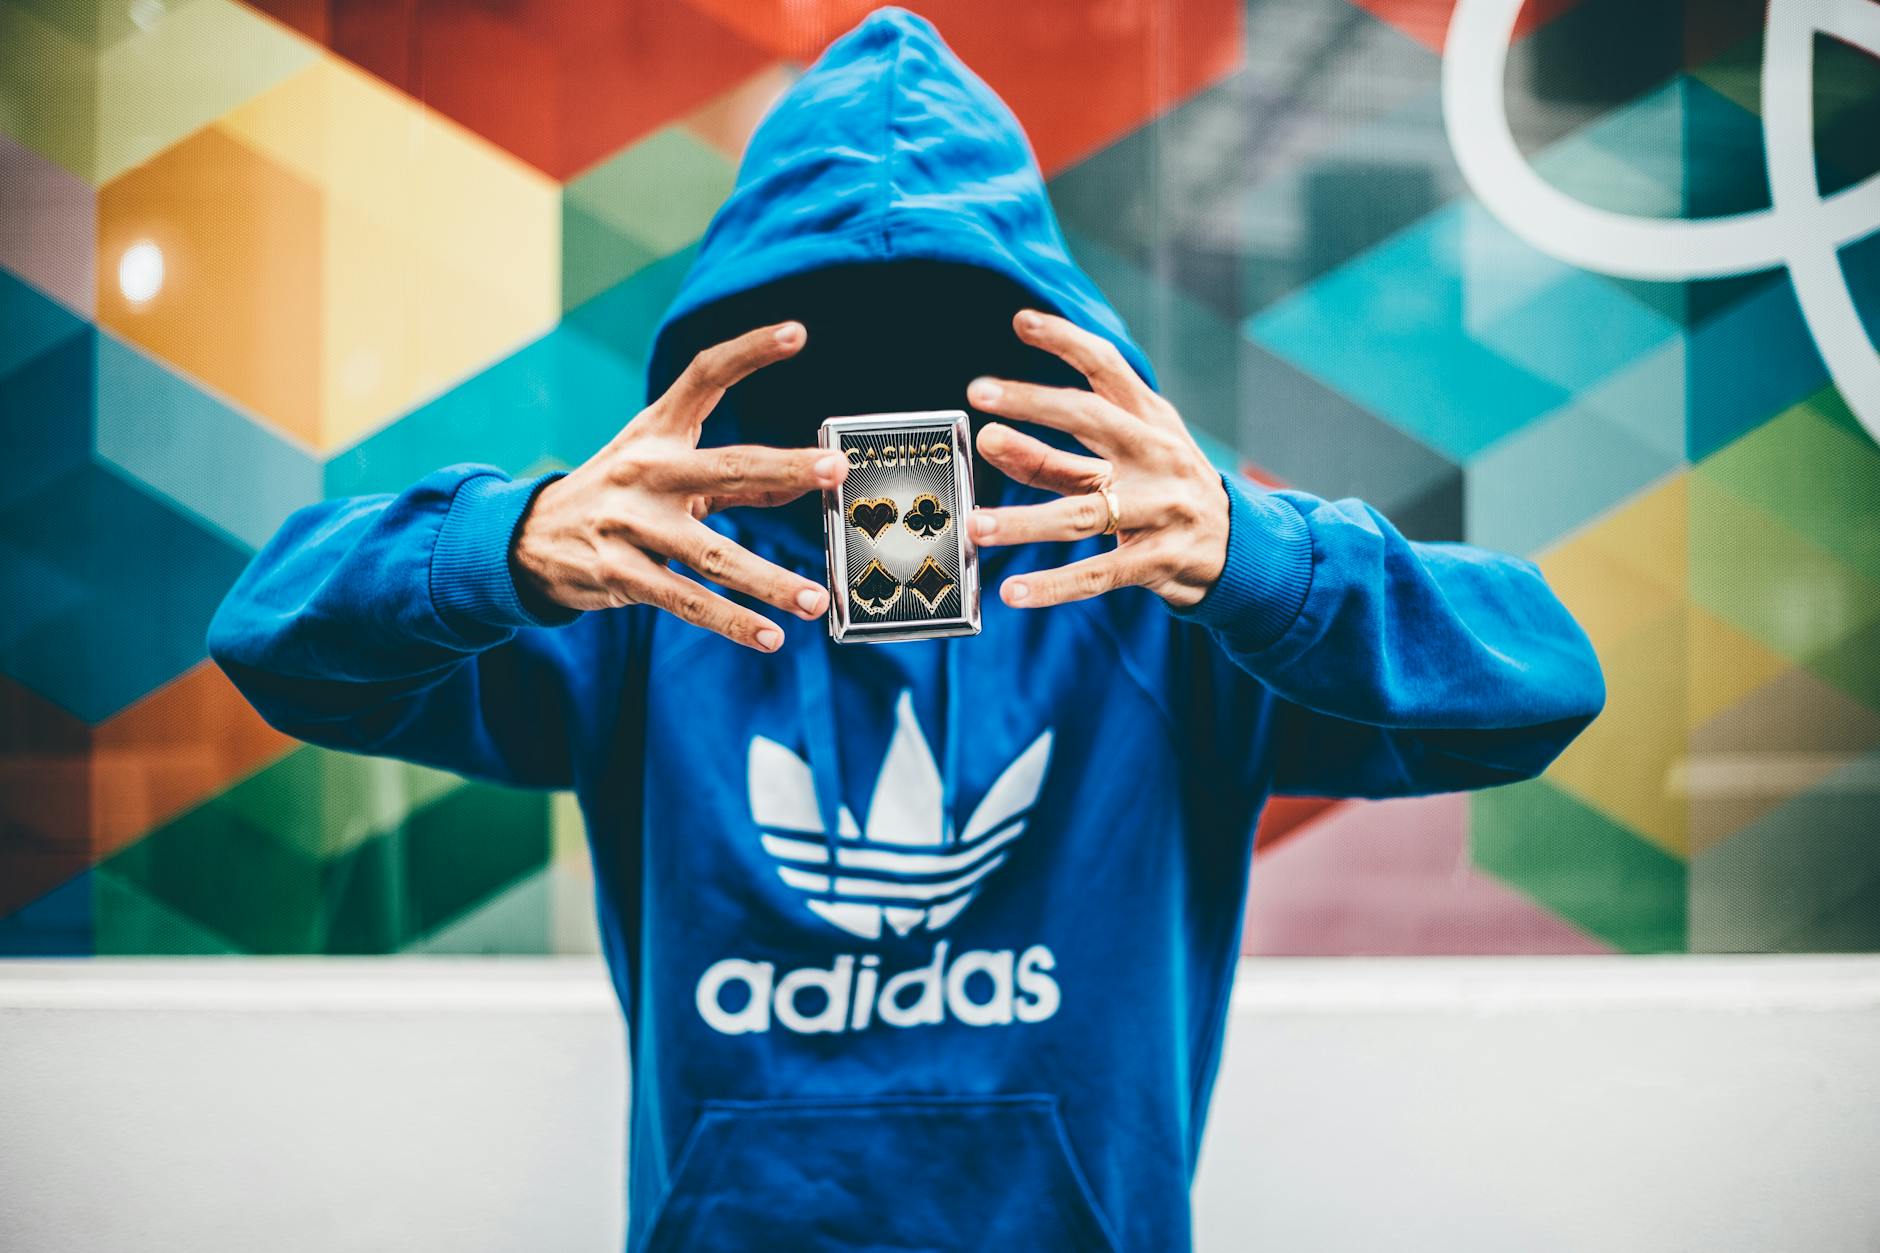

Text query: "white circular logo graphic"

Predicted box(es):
[1443, 0, 1880, 446]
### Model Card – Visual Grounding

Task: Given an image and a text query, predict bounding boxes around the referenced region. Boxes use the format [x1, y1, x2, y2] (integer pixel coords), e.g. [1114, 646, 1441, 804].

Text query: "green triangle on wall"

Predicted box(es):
[1473, 779, 1687, 953]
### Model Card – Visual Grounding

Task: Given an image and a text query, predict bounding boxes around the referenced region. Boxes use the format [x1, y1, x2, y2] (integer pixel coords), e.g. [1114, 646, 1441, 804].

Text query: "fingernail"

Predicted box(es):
[971, 511, 997, 540]
[756, 627, 784, 651]
[969, 378, 1003, 407]
[775, 322, 804, 346]
[1016, 310, 1040, 331]
[1005, 580, 1030, 604]
[814, 452, 844, 480]
[795, 587, 825, 615]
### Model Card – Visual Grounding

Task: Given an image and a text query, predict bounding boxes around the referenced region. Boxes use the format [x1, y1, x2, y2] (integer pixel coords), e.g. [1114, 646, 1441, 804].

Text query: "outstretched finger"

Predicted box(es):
[975, 422, 1111, 496]
[971, 494, 1114, 547]
[644, 443, 847, 498]
[999, 551, 1138, 609]
[967, 377, 1131, 454]
[1010, 309, 1164, 421]
[656, 322, 807, 430]
[634, 563, 789, 652]
[660, 520, 829, 620]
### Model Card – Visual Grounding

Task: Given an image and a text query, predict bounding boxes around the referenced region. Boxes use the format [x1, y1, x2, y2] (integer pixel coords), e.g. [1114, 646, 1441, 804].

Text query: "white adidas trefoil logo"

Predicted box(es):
[749, 691, 1053, 940]
[699, 692, 1059, 1038]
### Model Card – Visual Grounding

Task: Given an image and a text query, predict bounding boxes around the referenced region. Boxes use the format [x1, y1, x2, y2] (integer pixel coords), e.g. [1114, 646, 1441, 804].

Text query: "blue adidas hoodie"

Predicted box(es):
[209, 10, 1604, 1251]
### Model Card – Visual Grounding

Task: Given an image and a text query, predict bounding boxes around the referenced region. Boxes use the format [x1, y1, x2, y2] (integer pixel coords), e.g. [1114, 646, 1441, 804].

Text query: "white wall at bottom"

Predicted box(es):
[2, 957, 1876, 1253]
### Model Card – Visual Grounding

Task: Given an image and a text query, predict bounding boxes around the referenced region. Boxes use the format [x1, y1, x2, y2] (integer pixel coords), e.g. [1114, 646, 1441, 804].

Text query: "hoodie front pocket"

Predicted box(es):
[640, 1093, 1119, 1253]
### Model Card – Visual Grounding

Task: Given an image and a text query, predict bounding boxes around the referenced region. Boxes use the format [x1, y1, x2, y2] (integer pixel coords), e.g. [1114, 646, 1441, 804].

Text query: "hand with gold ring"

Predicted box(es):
[966, 309, 1231, 610]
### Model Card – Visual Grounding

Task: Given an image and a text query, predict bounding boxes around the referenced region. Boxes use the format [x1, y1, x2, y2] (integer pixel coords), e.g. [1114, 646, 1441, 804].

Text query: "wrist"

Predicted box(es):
[1157, 473, 1231, 609]
[432, 470, 580, 631]
[508, 480, 567, 611]
[1166, 475, 1313, 650]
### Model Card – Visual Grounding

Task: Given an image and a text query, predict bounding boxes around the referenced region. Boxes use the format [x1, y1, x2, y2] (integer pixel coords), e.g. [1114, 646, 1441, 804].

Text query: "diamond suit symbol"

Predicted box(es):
[907, 556, 955, 611]
[748, 691, 1054, 940]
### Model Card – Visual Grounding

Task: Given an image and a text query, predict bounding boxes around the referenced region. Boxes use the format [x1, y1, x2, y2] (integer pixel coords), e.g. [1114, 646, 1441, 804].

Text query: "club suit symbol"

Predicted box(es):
[850, 558, 903, 615]
[902, 494, 952, 540]
[748, 691, 1055, 939]
[848, 497, 898, 542]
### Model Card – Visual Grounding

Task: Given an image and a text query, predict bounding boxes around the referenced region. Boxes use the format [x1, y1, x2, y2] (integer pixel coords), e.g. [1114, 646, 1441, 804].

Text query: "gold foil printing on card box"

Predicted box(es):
[820, 410, 980, 644]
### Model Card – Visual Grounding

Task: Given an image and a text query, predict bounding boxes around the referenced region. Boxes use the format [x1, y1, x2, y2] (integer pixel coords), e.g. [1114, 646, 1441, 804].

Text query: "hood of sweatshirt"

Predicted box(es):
[644, 7, 1154, 548]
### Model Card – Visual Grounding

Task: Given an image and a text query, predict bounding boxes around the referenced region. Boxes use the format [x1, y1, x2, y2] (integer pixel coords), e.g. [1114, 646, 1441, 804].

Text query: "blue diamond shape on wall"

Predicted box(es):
[1246, 197, 1680, 461]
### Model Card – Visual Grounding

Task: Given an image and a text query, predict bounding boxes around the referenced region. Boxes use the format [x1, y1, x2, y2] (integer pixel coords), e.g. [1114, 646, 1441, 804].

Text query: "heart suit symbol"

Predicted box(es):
[848, 498, 898, 542]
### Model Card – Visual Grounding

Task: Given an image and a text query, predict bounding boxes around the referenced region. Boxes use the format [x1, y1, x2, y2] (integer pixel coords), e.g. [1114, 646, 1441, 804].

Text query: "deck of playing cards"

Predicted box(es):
[820, 410, 981, 644]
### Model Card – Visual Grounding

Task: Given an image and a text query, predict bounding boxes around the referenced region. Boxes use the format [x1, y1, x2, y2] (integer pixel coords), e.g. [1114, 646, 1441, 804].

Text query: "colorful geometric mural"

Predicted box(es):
[1, 0, 1875, 956]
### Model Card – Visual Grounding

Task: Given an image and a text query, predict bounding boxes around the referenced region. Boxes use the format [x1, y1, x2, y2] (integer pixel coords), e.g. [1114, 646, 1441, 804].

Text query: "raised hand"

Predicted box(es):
[966, 311, 1230, 610]
[512, 322, 845, 651]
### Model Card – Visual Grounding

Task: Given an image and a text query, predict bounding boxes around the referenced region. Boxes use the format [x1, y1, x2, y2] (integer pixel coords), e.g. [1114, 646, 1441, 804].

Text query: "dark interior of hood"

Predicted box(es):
[658, 261, 1099, 512]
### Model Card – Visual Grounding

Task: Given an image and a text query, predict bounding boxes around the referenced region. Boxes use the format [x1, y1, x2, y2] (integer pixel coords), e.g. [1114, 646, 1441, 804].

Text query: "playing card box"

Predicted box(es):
[819, 410, 980, 644]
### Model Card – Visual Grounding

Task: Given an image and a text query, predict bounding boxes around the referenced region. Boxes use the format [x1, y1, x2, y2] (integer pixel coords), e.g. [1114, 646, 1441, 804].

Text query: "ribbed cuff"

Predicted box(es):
[431, 472, 581, 632]
[1170, 474, 1314, 651]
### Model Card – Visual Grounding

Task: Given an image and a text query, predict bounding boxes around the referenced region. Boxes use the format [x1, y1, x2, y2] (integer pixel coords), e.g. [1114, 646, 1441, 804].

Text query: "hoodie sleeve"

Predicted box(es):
[1173, 475, 1605, 798]
[206, 464, 604, 790]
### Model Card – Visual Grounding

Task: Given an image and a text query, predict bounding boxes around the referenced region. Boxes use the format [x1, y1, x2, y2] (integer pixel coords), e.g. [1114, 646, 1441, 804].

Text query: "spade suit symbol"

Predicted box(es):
[902, 494, 952, 540]
[850, 558, 903, 615]
[848, 498, 898, 542]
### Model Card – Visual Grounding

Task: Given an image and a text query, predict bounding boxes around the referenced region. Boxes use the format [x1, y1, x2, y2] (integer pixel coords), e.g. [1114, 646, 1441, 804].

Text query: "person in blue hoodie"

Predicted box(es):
[209, 9, 1604, 1251]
